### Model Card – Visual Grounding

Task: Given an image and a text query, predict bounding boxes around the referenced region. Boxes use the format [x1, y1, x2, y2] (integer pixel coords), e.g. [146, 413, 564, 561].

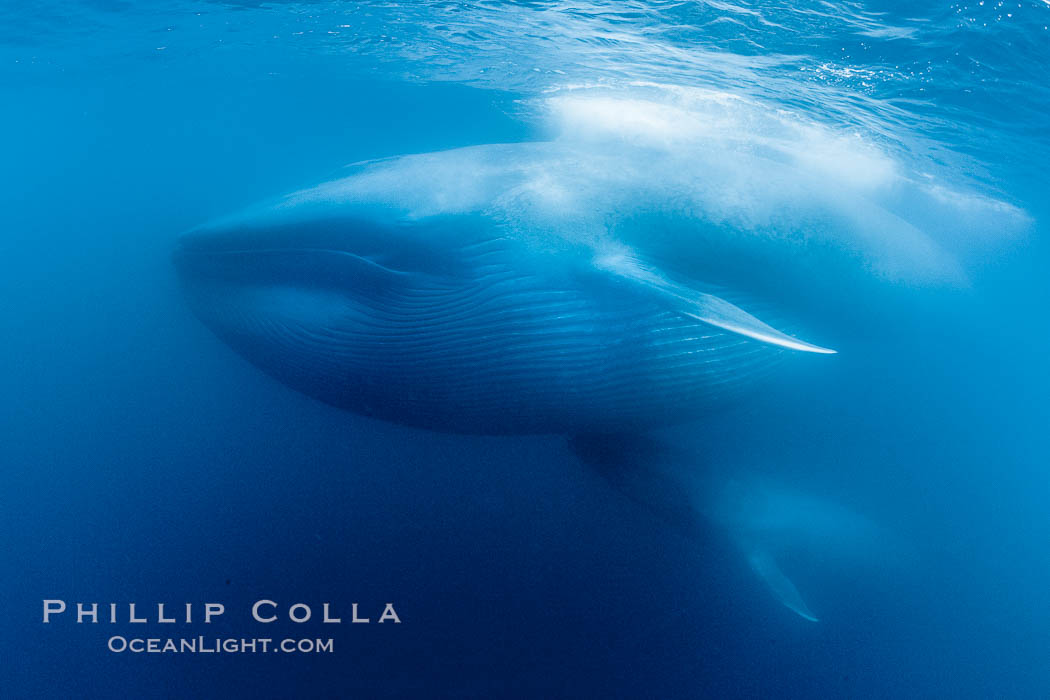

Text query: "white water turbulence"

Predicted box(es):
[539, 84, 1029, 288]
[174, 83, 1027, 620]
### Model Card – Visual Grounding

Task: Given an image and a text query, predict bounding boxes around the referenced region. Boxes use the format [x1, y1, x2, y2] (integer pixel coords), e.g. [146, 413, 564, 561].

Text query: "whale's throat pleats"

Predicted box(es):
[186, 239, 788, 434]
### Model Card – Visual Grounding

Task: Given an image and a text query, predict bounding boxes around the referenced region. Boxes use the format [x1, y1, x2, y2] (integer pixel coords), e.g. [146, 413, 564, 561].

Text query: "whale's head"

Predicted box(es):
[173, 145, 540, 339]
[173, 186, 501, 423]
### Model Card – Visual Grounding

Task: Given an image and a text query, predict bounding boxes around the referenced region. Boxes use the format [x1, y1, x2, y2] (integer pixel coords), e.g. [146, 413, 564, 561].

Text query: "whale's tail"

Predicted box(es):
[570, 433, 880, 622]
[742, 545, 819, 622]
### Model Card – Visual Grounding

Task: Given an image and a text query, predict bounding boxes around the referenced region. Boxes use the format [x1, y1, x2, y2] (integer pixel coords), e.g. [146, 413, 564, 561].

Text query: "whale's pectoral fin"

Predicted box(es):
[592, 250, 836, 354]
[744, 545, 820, 622]
[682, 293, 836, 354]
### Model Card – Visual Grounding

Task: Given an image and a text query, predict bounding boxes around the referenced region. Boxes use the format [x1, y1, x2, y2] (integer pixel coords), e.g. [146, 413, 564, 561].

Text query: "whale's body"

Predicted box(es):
[175, 122, 1012, 434]
[174, 112, 1016, 618]
[175, 141, 842, 435]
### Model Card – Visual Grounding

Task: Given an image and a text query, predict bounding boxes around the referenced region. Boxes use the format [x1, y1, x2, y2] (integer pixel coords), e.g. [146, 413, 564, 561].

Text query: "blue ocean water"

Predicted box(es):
[2, 1, 1048, 697]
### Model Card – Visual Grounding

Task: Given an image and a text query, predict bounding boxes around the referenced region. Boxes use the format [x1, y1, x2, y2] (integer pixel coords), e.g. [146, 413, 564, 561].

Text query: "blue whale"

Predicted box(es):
[174, 102, 1016, 617]
[175, 91, 1022, 435]
[174, 141, 845, 435]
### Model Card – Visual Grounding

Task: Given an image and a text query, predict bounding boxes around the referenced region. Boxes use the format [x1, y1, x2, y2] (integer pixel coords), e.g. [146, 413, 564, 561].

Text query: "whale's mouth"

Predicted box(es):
[173, 212, 473, 293]
[176, 215, 380, 284]
[173, 242, 380, 292]
[175, 214, 389, 256]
